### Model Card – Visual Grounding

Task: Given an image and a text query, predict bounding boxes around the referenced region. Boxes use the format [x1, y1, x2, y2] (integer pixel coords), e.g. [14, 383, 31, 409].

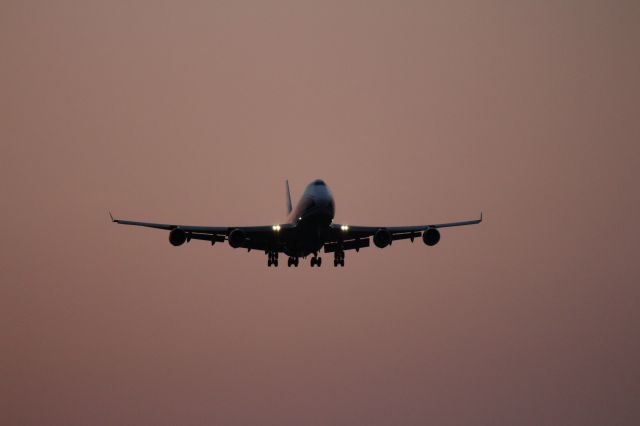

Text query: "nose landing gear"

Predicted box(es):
[310, 255, 323, 267]
[287, 257, 299, 267]
[334, 250, 345, 267]
[267, 251, 279, 267]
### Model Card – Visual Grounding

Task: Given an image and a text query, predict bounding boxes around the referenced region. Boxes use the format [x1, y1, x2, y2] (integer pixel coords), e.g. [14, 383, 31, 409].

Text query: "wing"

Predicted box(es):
[109, 212, 290, 251]
[324, 213, 482, 251]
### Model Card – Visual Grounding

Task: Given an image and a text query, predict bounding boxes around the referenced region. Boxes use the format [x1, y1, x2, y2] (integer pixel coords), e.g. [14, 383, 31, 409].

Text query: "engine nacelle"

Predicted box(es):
[422, 227, 440, 246]
[169, 228, 187, 246]
[228, 229, 246, 248]
[373, 229, 392, 248]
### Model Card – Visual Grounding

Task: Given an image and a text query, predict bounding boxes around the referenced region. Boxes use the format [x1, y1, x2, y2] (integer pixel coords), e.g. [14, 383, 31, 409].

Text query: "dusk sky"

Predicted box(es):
[2, 1, 639, 424]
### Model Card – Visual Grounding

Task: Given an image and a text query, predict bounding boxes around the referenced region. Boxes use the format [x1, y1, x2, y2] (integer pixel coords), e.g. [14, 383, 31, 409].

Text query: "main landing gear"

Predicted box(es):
[310, 255, 323, 267]
[267, 251, 279, 267]
[287, 257, 300, 267]
[334, 250, 345, 267]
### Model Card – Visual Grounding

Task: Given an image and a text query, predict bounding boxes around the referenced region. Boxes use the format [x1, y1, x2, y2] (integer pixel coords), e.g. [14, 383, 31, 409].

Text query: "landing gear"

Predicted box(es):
[267, 251, 279, 267]
[287, 257, 299, 267]
[310, 256, 323, 267]
[334, 250, 345, 267]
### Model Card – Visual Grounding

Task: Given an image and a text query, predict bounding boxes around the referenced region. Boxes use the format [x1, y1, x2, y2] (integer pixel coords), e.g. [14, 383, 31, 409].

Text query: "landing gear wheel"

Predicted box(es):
[267, 251, 279, 267]
[317, 257, 322, 267]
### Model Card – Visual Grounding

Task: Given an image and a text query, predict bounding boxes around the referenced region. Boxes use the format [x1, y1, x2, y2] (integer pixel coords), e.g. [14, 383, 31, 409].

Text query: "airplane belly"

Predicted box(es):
[283, 213, 331, 257]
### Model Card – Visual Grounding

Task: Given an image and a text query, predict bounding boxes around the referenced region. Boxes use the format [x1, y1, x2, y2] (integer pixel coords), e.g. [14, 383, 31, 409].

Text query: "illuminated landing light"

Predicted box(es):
[340, 225, 349, 231]
[272, 224, 281, 231]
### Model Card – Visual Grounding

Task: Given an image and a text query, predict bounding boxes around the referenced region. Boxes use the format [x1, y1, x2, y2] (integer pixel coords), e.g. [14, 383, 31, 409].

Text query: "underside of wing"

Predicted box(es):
[110, 213, 291, 250]
[326, 213, 482, 250]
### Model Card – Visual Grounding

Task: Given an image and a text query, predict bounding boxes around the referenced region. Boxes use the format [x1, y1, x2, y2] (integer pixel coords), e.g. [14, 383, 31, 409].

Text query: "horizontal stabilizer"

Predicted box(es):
[324, 238, 370, 253]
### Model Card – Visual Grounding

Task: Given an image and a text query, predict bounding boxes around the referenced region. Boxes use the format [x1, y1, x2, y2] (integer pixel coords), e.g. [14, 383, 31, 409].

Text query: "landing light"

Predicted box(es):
[272, 225, 281, 231]
[341, 225, 349, 231]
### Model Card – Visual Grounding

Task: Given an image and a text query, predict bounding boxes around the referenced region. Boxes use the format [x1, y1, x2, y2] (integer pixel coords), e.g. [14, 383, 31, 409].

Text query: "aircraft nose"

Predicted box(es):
[316, 192, 335, 214]
[314, 186, 331, 202]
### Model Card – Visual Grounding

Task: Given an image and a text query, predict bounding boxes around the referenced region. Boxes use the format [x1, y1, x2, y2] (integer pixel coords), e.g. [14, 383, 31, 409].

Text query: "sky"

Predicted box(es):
[2, 1, 639, 424]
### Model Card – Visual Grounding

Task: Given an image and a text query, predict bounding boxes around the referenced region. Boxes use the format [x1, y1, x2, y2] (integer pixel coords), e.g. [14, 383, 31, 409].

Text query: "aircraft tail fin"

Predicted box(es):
[285, 180, 293, 214]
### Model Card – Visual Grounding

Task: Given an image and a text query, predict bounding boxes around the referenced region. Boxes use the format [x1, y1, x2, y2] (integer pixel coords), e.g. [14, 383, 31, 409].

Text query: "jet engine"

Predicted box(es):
[373, 229, 392, 248]
[422, 227, 440, 246]
[228, 229, 246, 248]
[169, 228, 187, 246]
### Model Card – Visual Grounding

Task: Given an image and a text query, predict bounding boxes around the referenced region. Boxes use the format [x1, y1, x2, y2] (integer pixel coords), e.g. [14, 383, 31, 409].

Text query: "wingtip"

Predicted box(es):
[480, 211, 483, 222]
[109, 211, 115, 222]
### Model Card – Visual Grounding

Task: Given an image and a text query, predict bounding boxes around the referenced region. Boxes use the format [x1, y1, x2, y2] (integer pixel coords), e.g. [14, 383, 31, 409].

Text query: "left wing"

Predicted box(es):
[110, 212, 290, 251]
[324, 213, 482, 251]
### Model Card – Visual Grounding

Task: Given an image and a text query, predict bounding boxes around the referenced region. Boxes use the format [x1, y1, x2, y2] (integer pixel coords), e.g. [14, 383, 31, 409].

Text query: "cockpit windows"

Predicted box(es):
[312, 179, 326, 186]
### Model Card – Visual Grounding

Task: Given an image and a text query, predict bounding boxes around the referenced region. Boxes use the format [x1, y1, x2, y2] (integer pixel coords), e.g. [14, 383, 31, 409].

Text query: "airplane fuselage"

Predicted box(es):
[284, 179, 335, 257]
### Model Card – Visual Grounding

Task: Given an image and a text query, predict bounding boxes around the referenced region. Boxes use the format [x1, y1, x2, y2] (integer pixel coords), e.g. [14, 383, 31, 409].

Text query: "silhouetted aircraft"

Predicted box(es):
[111, 179, 481, 267]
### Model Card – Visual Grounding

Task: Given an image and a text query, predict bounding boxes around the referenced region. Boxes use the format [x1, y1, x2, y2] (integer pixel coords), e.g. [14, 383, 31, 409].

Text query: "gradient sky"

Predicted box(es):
[2, 1, 639, 425]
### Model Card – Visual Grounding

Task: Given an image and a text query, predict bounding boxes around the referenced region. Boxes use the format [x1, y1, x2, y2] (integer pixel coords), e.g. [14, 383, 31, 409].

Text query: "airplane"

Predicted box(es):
[111, 179, 482, 267]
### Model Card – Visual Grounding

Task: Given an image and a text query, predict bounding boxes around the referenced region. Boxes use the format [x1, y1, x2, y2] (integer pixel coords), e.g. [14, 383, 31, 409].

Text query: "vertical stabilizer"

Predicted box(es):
[285, 180, 293, 214]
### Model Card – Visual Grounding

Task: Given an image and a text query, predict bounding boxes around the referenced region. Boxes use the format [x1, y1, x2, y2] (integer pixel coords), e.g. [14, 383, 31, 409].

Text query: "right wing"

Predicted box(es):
[110, 212, 290, 251]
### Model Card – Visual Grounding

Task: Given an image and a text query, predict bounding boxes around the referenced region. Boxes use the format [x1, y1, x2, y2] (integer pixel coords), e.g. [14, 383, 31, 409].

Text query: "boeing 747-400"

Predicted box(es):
[111, 179, 481, 267]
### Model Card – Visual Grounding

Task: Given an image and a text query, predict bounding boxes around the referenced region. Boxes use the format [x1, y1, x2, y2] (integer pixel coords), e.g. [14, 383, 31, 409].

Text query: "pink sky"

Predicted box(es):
[2, 1, 639, 424]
